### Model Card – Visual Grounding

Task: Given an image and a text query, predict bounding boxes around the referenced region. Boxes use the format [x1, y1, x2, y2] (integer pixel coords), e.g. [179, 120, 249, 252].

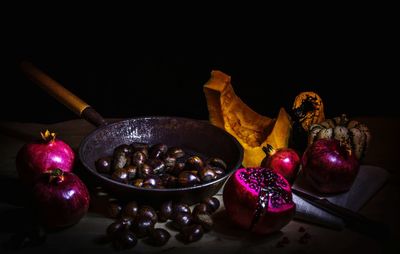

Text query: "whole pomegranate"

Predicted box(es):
[302, 139, 359, 194]
[32, 169, 90, 229]
[261, 145, 300, 184]
[223, 167, 295, 234]
[16, 130, 75, 186]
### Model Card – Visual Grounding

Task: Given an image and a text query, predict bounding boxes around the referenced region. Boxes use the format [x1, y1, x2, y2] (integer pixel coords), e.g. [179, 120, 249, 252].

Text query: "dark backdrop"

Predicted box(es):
[2, 19, 397, 123]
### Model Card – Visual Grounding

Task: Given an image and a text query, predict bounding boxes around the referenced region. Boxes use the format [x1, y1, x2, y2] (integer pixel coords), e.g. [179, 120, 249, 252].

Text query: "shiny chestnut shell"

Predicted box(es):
[133, 217, 155, 238]
[198, 167, 217, 182]
[111, 168, 129, 184]
[122, 201, 139, 218]
[149, 143, 168, 159]
[113, 230, 138, 250]
[95, 156, 112, 173]
[180, 224, 203, 243]
[107, 200, 123, 218]
[171, 213, 193, 230]
[131, 151, 146, 167]
[137, 206, 158, 223]
[158, 201, 173, 222]
[178, 171, 200, 187]
[148, 228, 171, 246]
[185, 156, 204, 171]
[202, 197, 220, 213]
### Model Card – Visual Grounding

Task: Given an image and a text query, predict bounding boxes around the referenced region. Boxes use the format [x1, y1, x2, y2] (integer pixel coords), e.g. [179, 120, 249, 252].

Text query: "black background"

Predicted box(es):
[2, 11, 397, 124]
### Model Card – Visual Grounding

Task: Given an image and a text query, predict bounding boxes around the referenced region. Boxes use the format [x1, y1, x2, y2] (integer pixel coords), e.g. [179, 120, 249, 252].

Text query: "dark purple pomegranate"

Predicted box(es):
[302, 139, 359, 194]
[223, 167, 295, 234]
[32, 169, 90, 229]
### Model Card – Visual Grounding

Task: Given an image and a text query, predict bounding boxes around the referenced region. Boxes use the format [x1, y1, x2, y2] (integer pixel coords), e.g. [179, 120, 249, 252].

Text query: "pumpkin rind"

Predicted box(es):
[203, 70, 292, 167]
[292, 92, 325, 131]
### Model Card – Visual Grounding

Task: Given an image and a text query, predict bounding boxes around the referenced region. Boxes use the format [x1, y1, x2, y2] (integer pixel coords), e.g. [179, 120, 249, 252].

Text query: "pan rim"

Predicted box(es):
[78, 116, 243, 192]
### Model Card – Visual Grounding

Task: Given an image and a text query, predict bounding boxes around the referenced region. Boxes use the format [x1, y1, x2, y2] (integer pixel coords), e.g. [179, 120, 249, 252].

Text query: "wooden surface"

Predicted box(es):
[0, 117, 399, 253]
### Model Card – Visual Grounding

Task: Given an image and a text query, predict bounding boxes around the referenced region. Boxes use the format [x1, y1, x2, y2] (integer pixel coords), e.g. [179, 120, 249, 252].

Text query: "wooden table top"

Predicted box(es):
[0, 117, 399, 253]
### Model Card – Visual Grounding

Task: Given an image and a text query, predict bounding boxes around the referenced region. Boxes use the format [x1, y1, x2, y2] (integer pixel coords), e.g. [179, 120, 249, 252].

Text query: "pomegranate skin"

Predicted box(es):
[302, 139, 360, 194]
[264, 148, 300, 184]
[32, 170, 90, 229]
[16, 138, 75, 186]
[223, 167, 295, 234]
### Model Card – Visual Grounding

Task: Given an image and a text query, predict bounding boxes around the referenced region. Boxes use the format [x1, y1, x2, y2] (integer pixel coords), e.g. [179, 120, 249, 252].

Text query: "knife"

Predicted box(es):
[292, 188, 391, 239]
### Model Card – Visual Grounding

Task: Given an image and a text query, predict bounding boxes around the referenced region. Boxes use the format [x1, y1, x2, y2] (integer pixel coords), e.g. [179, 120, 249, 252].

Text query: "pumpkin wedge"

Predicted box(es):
[203, 70, 292, 167]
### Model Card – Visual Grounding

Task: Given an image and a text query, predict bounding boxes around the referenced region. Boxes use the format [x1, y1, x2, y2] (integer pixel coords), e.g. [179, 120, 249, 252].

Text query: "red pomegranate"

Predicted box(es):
[302, 139, 359, 194]
[261, 145, 300, 184]
[32, 169, 90, 229]
[223, 167, 295, 234]
[16, 130, 75, 186]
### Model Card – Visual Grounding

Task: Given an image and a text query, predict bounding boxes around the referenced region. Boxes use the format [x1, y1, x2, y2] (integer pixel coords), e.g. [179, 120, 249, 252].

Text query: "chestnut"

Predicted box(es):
[178, 171, 200, 187]
[163, 156, 176, 171]
[95, 156, 112, 173]
[142, 176, 162, 188]
[202, 197, 220, 213]
[193, 212, 213, 231]
[111, 168, 129, 184]
[107, 200, 123, 218]
[149, 143, 168, 159]
[173, 203, 191, 216]
[148, 228, 171, 246]
[171, 213, 193, 230]
[167, 147, 185, 159]
[130, 143, 149, 158]
[160, 174, 178, 188]
[158, 201, 173, 222]
[106, 221, 124, 239]
[180, 224, 203, 243]
[132, 178, 144, 187]
[185, 156, 204, 171]
[213, 167, 225, 178]
[148, 159, 165, 174]
[112, 150, 128, 171]
[206, 157, 227, 170]
[124, 165, 137, 180]
[137, 206, 158, 223]
[138, 164, 153, 178]
[131, 151, 146, 167]
[112, 229, 137, 250]
[198, 167, 217, 182]
[122, 201, 139, 219]
[120, 215, 135, 227]
[133, 217, 155, 238]
[192, 203, 209, 216]
[168, 162, 185, 176]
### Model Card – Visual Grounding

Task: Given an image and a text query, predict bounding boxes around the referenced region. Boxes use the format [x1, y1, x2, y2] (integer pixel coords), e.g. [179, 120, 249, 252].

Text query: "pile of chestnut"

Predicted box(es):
[95, 143, 227, 188]
[106, 197, 220, 249]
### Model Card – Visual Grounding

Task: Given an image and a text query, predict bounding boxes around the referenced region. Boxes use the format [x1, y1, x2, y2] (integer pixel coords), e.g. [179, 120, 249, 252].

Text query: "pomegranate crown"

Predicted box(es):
[40, 130, 56, 142]
[48, 168, 65, 184]
[262, 144, 276, 156]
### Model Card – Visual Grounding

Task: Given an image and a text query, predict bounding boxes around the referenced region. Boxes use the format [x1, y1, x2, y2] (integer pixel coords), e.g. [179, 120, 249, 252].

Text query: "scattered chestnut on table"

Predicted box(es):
[103, 196, 221, 249]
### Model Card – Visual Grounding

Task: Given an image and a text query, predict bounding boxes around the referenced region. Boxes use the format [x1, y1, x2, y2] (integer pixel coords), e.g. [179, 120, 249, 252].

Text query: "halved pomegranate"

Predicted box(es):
[223, 167, 295, 234]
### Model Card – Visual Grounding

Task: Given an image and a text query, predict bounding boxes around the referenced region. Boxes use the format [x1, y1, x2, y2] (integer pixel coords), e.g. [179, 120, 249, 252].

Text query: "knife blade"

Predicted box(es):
[292, 188, 391, 239]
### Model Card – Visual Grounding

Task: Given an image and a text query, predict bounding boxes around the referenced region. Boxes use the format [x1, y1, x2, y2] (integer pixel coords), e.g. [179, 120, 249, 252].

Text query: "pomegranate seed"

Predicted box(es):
[299, 237, 308, 244]
[281, 236, 289, 244]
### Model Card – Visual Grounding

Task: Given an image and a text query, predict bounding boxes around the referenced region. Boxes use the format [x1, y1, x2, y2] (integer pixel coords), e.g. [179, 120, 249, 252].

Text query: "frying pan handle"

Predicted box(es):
[20, 61, 107, 127]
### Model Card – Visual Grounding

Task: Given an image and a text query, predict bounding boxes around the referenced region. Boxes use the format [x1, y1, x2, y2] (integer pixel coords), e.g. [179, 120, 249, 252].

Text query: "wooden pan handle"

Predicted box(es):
[20, 61, 107, 127]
